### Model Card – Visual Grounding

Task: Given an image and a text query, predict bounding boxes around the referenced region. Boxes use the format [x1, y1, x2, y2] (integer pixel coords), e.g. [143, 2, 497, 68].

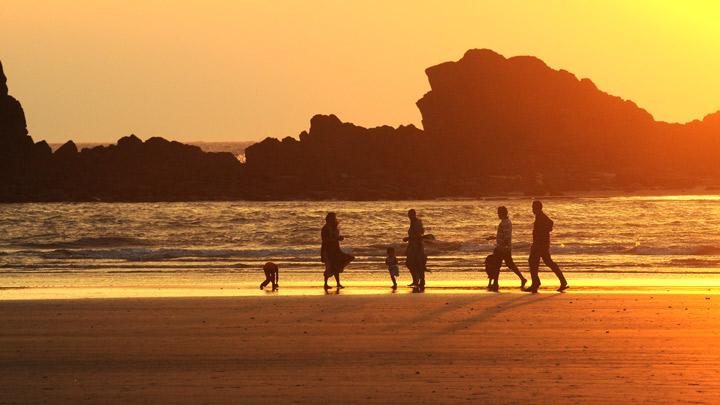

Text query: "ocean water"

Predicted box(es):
[2, 196, 720, 297]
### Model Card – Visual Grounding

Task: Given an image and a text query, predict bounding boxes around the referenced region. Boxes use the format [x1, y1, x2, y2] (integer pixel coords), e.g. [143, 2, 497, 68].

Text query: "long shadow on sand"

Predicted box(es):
[381, 296, 477, 331]
[429, 293, 560, 338]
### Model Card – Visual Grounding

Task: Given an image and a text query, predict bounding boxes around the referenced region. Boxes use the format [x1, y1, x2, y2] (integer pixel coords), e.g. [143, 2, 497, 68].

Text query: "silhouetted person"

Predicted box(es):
[385, 247, 400, 289]
[525, 201, 568, 293]
[321, 212, 354, 289]
[486, 206, 527, 290]
[404, 209, 427, 288]
[260, 261, 279, 290]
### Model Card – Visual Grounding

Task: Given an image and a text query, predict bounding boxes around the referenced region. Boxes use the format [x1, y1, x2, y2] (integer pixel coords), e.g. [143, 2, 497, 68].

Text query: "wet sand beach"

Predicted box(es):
[2, 292, 719, 404]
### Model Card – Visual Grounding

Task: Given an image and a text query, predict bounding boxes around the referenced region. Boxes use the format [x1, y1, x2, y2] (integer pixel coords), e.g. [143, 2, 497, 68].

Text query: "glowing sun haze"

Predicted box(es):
[2, 0, 720, 143]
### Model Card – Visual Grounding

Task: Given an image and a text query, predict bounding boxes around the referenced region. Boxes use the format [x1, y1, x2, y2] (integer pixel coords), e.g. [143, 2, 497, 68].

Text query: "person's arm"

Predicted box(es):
[489, 222, 501, 242]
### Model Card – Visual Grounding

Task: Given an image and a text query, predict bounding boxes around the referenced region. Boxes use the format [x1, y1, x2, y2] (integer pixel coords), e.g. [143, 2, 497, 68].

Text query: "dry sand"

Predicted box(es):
[1, 293, 719, 404]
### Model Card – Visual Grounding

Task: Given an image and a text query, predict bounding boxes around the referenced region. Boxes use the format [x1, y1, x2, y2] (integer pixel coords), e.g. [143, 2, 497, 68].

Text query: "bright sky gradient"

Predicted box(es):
[2, 0, 720, 143]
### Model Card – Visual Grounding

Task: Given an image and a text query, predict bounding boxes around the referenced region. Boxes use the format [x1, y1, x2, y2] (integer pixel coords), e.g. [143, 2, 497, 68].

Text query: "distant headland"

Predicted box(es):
[2, 49, 720, 202]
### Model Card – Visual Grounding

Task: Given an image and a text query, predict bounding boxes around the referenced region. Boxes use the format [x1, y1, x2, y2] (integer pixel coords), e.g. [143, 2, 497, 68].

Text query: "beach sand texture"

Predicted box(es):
[1, 293, 719, 404]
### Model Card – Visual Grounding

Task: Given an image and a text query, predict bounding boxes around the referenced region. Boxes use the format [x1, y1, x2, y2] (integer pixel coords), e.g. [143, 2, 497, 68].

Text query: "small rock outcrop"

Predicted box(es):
[0, 60, 249, 202]
[54, 140, 78, 159]
[243, 114, 427, 198]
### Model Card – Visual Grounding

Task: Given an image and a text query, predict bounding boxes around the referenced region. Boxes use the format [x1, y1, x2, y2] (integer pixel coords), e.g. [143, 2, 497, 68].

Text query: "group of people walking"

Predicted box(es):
[261, 200, 568, 293]
[319, 209, 428, 290]
[485, 200, 568, 292]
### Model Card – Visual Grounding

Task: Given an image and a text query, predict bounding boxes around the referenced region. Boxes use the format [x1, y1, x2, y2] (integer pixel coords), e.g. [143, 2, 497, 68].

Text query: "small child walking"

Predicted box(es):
[260, 261, 279, 290]
[385, 247, 400, 289]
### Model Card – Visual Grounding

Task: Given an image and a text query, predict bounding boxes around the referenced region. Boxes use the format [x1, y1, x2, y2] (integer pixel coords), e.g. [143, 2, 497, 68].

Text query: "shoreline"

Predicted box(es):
[2, 189, 720, 204]
[3, 270, 720, 300]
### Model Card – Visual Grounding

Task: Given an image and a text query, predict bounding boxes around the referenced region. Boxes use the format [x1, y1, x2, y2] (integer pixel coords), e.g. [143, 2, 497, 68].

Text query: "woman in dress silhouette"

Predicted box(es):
[321, 212, 354, 289]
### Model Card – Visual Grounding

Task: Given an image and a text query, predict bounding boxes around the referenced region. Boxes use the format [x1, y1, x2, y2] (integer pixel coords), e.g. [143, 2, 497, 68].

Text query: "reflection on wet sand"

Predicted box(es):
[3, 279, 720, 300]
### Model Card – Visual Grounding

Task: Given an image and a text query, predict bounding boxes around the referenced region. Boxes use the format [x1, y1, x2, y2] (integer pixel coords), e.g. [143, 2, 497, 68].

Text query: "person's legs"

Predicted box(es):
[407, 246, 421, 287]
[324, 264, 331, 288]
[503, 252, 526, 283]
[490, 255, 500, 290]
[527, 246, 541, 291]
[260, 268, 272, 289]
[418, 255, 427, 287]
[490, 274, 499, 291]
[390, 274, 397, 288]
[408, 266, 418, 286]
[334, 273, 343, 288]
[541, 251, 567, 287]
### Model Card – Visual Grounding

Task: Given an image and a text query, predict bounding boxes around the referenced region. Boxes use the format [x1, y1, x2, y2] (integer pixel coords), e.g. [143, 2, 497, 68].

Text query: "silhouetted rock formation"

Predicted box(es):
[48, 135, 244, 201]
[0, 60, 30, 162]
[246, 49, 720, 196]
[415, 49, 720, 190]
[0, 60, 248, 202]
[0, 61, 54, 197]
[2, 49, 720, 201]
[244, 114, 428, 198]
[419, 49, 654, 175]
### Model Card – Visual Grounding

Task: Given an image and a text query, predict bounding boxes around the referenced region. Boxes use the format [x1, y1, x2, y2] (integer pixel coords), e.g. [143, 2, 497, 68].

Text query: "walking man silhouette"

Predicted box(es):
[525, 201, 568, 293]
[487, 206, 527, 290]
[404, 209, 427, 288]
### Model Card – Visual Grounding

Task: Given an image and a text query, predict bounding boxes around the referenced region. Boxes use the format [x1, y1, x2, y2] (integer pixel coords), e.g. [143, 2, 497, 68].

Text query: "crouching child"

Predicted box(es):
[260, 261, 279, 290]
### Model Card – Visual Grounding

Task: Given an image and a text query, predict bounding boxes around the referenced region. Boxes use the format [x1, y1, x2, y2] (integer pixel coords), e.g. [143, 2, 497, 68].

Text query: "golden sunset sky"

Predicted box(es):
[2, 0, 720, 143]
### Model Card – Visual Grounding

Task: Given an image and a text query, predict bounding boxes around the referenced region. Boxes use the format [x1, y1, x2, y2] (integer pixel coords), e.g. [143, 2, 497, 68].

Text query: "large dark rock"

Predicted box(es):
[0, 60, 41, 197]
[0, 61, 29, 141]
[417, 49, 658, 175]
[415, 49, 720, 187]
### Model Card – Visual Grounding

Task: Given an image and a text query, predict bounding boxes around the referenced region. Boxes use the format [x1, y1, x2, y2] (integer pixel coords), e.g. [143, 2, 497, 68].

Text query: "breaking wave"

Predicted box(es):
[39, 247, 320, 261]
[14, 236, 154, 249]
